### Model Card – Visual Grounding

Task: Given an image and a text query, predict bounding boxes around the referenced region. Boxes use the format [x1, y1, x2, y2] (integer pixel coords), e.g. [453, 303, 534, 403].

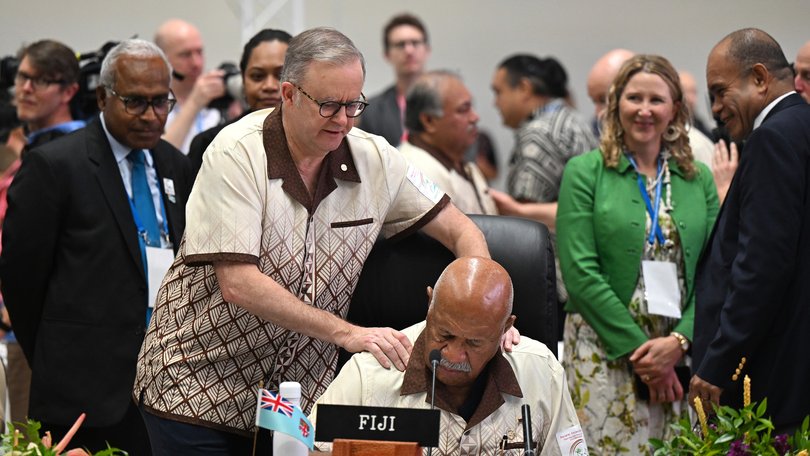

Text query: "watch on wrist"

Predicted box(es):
[670, 331, 690, 353]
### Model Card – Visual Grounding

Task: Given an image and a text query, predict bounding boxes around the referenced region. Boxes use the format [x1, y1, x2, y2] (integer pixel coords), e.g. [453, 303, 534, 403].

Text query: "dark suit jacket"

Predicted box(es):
[188, 110, 252, 178]
[357, 85, 403, 147]
[0, 118, 192, 426]
[188, 122, 227, 178]
[693, 93, 810, 428]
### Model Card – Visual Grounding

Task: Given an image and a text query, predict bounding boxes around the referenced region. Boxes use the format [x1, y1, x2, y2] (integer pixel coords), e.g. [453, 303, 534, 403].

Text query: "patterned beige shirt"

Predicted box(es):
[134, 107, 448, 435]
[310, 322, 584, 455]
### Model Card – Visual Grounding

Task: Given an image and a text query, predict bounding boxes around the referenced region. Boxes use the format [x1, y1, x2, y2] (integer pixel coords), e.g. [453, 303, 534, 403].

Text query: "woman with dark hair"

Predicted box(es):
[187, 28, 291, 175]
[557, 54, 719, 453]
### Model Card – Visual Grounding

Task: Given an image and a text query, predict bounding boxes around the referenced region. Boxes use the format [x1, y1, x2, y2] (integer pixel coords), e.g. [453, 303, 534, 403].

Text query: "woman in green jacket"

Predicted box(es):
[557, 55, 719, 454]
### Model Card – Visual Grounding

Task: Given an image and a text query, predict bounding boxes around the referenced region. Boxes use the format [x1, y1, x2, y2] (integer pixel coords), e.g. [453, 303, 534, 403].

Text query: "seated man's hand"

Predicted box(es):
[500, 326, 520, 352]
[488, 189, 522, 217]
[712, 139, 739, 202]
[342, 326, 412, 371]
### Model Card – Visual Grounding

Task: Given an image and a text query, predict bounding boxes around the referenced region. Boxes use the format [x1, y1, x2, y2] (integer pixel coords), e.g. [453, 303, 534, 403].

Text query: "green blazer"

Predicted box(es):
[557, 149, 719, 360]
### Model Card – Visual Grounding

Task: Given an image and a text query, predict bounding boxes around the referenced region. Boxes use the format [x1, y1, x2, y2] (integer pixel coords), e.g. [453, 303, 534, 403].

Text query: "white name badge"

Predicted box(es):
[145, 246, 175, 308]
[556, 425, 589, 455]
[406, 164, 444, 203]
[641, 260, 682, 319]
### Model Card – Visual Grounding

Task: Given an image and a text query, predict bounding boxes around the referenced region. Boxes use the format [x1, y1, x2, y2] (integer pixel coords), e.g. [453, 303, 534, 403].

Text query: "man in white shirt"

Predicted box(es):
[311, 257, 584, 455]
[154, 18, 225, 153]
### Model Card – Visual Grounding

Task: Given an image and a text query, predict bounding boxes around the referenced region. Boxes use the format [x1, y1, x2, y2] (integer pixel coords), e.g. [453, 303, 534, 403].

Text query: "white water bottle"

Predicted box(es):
[272, 381, 308, 456]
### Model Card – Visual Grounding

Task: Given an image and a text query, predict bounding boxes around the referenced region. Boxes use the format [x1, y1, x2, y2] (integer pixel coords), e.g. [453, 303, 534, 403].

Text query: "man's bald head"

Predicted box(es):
[587, 48, 635, 118]
[154, 19, 205, 87]
[424, 257, 515, 389]
[429, 257, 514, 330]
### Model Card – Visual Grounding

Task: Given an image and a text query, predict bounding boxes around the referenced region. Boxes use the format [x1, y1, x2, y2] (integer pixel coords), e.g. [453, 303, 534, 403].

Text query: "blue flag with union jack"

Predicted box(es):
[255, 388, 315, 450]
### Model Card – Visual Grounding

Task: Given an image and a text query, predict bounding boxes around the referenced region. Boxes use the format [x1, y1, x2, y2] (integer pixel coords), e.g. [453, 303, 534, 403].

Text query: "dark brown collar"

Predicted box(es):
[400, 328, 523, 429]
[262, 106, 361, 212]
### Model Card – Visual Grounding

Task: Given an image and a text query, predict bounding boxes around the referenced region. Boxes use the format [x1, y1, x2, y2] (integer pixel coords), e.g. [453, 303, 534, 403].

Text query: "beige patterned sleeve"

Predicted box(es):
[183, 127, 267, 265]
[373, 138, 448, 239]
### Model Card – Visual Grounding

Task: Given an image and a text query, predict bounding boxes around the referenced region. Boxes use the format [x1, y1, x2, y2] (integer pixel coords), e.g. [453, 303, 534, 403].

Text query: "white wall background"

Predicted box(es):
[3, 0, 807, 189]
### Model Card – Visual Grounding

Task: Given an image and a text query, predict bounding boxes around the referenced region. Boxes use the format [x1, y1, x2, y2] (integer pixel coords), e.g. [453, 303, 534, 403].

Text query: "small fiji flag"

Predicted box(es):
[255, 388, 315, 450]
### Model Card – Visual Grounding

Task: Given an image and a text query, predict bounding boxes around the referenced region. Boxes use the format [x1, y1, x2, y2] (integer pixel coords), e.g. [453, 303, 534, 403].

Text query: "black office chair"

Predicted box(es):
[340, 214, 558, 369]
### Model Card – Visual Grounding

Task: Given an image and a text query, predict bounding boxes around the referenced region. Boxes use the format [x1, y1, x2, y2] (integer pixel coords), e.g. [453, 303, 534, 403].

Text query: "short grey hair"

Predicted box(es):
[280, 27, 366, 85]
[99, 39, 172, 90]
[404, 70, 460, 133]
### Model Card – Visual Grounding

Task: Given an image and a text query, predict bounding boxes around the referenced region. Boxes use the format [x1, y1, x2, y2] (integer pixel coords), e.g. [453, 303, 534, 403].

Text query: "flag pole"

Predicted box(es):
[252, 381, 263, 456]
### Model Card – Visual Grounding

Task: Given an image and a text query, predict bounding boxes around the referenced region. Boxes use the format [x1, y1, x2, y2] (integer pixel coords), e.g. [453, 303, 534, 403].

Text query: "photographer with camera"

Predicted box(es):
[1, 39, 86, 428]
[188, 28, 291, 176]
[154, 18, 226, 154]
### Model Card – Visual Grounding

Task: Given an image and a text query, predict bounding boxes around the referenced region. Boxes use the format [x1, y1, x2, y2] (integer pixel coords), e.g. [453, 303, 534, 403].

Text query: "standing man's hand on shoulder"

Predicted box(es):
[339, 325, 413, 371]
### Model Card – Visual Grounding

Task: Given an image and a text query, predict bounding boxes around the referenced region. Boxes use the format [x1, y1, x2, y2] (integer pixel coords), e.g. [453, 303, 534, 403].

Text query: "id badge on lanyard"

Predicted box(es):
[627, 154, 681, 318]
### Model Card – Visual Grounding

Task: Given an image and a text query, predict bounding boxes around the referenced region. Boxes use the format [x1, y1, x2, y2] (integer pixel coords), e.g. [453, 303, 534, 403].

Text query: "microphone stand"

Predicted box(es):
[522, 404, 535, 455]
[428, 350, 441, 456]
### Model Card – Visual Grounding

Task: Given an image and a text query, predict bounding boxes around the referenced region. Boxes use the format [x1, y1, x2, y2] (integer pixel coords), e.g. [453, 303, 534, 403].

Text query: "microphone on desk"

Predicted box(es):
[522, 404, 535, 455]
[428, 349, 442, 456]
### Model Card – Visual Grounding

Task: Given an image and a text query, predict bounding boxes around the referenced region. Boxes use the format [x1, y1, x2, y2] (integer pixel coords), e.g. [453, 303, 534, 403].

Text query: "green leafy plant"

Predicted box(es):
[650, 394, 810, 455]
[1, 418, 126, 456]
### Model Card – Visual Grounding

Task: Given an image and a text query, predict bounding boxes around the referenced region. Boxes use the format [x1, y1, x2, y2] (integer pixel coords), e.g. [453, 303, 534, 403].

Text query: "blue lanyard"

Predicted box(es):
[626, 154, 666, 246]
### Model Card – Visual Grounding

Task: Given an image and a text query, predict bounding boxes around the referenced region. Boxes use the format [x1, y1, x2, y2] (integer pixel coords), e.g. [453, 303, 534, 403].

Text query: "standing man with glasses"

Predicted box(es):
[0, 39, 192, 455]
[1, 39, 86, 430]
[358, 13, 431, 147]
[135, 27, 490, 454]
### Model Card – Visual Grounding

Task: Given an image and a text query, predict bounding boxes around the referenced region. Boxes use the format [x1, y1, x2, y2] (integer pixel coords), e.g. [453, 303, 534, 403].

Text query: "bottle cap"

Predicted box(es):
[279, 381, 302, 402]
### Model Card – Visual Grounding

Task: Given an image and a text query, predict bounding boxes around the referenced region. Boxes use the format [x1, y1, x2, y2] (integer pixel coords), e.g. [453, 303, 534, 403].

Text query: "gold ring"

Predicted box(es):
[643, 375, 651, 382]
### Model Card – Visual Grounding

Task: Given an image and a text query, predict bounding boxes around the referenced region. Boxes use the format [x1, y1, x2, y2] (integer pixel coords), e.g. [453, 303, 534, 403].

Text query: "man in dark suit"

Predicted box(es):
[0, 39, 192, 454]
[690, 28, 810, 432]
[358, 13, 430, 147]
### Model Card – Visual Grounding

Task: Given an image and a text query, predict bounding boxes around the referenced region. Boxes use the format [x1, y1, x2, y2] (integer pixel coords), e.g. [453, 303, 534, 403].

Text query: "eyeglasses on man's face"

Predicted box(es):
[108, 88, 177, 117]
[389, 39, 426, 51]
[293, 84, 368, 118]
[15, 71, 65, 91]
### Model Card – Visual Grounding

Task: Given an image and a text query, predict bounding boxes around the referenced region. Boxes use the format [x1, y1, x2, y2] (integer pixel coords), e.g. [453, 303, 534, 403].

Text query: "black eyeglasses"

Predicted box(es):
[389, 39, 426, 51]
[15, 71, 65, 91]
[108, 88, 177, 116]
[293, 84, 368, 118]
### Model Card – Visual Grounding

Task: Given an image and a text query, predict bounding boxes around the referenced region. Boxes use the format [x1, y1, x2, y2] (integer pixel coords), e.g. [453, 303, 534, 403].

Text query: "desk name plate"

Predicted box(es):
[314, 404, 440, 446]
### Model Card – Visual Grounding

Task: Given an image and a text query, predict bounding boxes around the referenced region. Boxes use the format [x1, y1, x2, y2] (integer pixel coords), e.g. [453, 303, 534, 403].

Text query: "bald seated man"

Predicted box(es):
[794, 40, 810, 103]
[154, 18, 225, 153]
[310, 257, 584, 455]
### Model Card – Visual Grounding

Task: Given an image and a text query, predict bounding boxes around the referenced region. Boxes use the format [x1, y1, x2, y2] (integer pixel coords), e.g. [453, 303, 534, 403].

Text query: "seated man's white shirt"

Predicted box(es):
[400, 140, 498, 215]
[310, 321, 583, 456]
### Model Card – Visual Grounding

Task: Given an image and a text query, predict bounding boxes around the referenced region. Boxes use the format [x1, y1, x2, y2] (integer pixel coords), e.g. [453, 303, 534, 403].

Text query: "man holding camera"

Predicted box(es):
[154, 18, 225, 154]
